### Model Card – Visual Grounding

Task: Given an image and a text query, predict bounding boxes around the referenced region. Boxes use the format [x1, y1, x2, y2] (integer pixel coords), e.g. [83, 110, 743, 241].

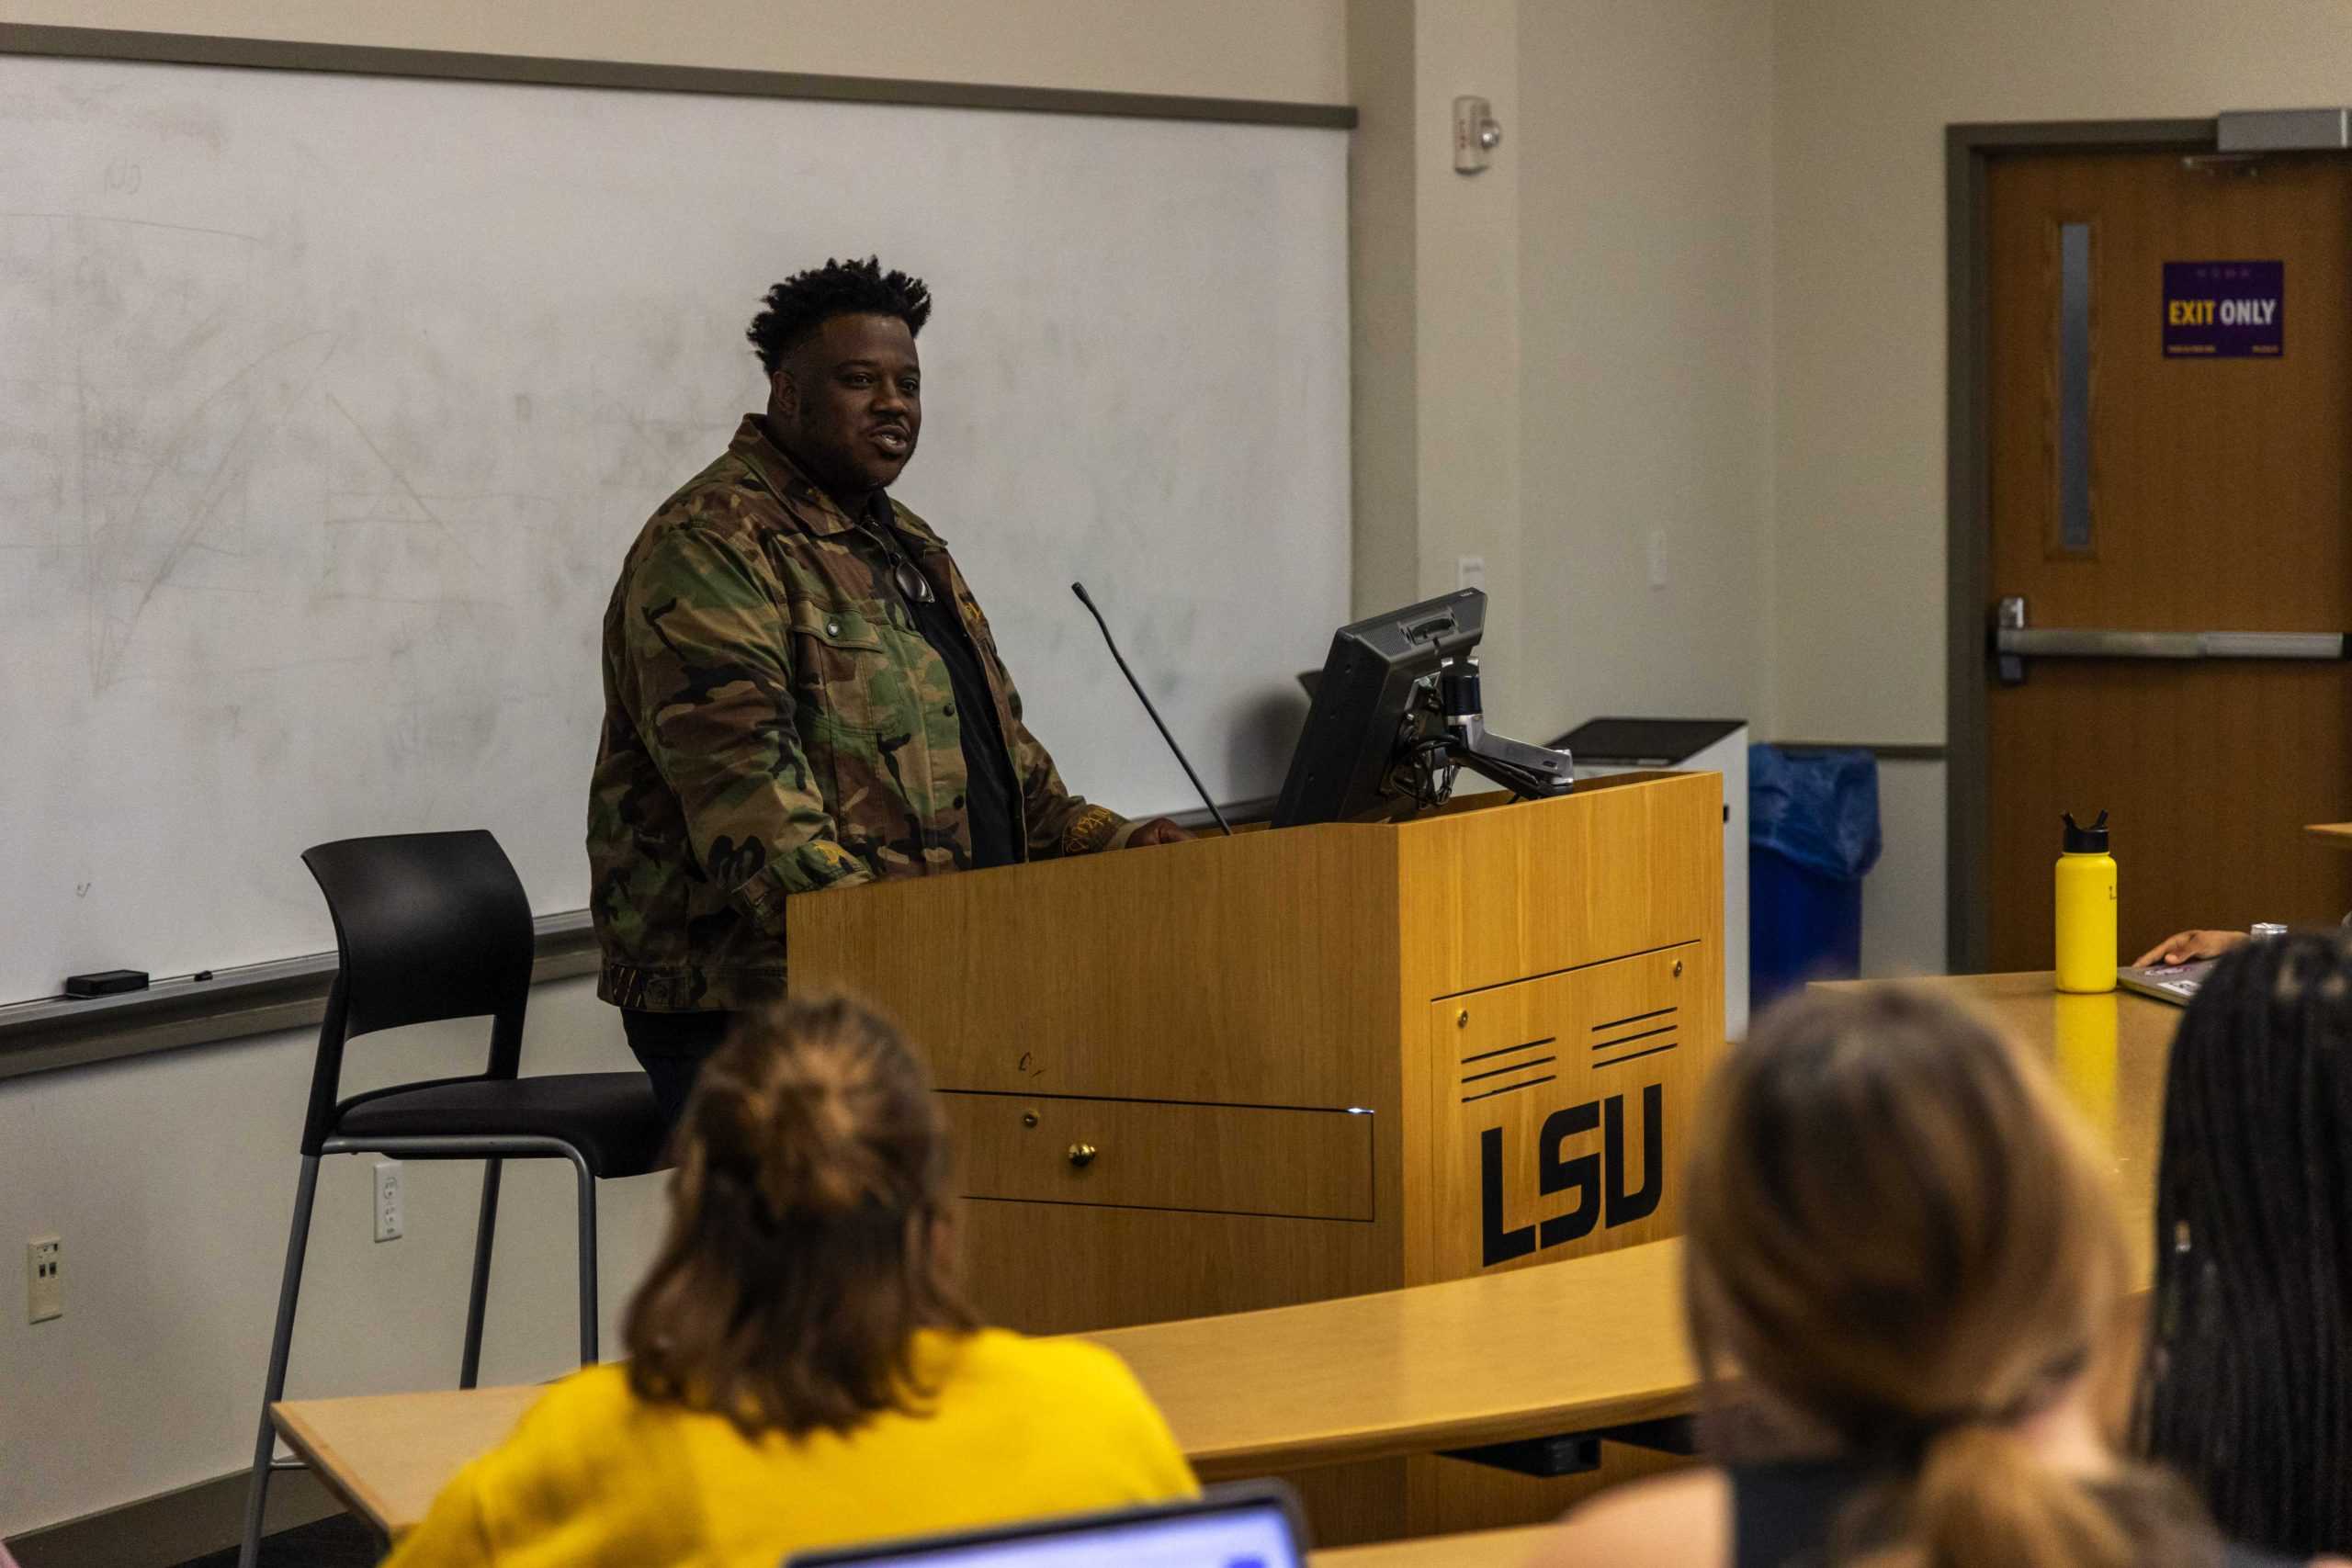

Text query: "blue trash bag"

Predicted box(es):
[1749, 745, 1883, 1012]
[1749, 744, 1883, 881]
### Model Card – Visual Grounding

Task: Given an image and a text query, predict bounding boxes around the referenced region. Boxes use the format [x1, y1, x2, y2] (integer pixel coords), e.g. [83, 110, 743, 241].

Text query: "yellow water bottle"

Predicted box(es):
[2055, 810, 2117, 993]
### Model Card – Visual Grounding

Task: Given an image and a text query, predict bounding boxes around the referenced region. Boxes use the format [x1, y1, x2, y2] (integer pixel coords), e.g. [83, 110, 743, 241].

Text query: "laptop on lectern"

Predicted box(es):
[783, 1484, 1308, 1568]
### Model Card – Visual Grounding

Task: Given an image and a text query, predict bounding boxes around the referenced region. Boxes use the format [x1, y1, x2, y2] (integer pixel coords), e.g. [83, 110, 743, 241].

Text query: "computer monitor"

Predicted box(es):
[782, 1484, 1307, 1568]
[1272, 589, 1486, 829]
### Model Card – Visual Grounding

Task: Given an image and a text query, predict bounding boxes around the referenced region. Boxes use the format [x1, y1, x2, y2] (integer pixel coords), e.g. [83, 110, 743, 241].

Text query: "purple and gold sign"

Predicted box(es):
[2163, 260, 2283, 357]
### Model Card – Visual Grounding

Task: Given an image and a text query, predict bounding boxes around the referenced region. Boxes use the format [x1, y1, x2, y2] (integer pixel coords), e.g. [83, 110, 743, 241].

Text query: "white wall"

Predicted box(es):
[1350, 0, 1779, 746]
[1862, 757, 1949, 978]
[1345, 0, 1419, 625]
[1770, 0, 2352, 968]
[0, 3, 1352, 1540]
[1346, 0, 1533, 732]
[1417, 0, 1527, 731]
[0, 979, 669, 1539]
[0, 0, 1350, 104]
[1517, 0, 1776, 738]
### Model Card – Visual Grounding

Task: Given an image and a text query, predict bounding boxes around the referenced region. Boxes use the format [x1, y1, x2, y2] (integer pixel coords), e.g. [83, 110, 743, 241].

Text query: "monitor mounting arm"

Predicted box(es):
[1422, 658, 1576, 802]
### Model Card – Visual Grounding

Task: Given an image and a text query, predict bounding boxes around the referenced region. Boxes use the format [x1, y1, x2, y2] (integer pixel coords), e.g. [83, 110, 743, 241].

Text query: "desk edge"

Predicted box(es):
[1186, 1384, 1699, 1481]
[270, 1400, 399, 1539]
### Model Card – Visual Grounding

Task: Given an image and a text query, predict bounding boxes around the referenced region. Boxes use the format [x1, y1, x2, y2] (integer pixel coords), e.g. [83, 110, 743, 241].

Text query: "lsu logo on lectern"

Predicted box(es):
[1478, 1084, 1662, 1268]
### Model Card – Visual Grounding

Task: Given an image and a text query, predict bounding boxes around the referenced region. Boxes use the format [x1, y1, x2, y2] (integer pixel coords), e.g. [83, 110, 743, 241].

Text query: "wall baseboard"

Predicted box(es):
[1769, 741, 1949, 762]
[7, 1467, 344, 1568]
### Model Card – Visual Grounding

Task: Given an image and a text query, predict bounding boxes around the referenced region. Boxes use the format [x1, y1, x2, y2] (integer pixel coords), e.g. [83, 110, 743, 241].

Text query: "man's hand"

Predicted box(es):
[1125, 818, 1191, 848]
[2132, 929, 2249, 967]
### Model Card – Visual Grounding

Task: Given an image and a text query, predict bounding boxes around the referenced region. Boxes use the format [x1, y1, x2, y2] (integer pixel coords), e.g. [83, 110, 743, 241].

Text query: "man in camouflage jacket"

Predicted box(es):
[588, 258, 1182, 1117]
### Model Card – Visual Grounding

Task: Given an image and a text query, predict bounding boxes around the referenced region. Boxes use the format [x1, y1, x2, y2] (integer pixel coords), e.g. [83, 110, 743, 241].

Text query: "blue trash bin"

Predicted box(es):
[1749, 745, 1883, 1014]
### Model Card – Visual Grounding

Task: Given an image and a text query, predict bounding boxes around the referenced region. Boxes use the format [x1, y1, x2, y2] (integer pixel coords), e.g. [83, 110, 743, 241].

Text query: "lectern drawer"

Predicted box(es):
[937, 1093, 1374, 1222]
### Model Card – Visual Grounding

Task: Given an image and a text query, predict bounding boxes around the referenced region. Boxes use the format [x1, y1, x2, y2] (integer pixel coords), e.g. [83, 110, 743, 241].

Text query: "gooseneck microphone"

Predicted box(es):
[1069, 581, 1234, 838]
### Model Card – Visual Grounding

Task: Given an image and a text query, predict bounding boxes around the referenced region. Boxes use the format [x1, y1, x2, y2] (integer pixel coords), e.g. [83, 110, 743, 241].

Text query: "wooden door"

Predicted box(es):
[1984, 150, 2352, 971]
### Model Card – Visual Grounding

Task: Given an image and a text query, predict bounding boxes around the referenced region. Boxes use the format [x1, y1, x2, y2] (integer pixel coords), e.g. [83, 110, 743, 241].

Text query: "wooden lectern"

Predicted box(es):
[790, 770, 1722, 1321]
[789, 771, 1724, 1538]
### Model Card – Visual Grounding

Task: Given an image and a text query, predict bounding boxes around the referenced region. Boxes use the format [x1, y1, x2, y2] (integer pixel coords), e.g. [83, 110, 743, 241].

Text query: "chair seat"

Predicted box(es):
[334, 1073, 671, 1179]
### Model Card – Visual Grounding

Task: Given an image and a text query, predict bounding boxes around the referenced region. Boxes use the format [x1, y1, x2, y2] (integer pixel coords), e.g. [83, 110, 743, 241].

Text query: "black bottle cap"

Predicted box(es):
[2062, 809, 2110, 853]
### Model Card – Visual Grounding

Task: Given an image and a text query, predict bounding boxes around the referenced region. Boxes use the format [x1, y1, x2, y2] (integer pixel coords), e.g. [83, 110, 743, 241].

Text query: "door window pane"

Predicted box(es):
[2057, 220, 2094, 553]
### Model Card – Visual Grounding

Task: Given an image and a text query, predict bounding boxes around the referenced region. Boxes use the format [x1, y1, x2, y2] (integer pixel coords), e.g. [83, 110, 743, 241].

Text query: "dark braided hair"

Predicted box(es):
[745, 256, 932, 374]
[2135, 926, 2352, 1557]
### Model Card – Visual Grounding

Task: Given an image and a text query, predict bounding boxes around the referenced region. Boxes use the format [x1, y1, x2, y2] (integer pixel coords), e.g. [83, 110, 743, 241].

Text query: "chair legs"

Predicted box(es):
[239, 1144, 597, 1568]
[571, 1151, 599, 1366]
[464, 1152, 603, 1377]
[458, 1158, 503, 1389]
[238, 1156, 322, 1568]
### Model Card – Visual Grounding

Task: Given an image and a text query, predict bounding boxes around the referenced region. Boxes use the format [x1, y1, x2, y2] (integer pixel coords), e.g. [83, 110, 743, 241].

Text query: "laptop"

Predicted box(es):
[784, 1484, 1308, 1568]
[2117, 959, 2214, 1007]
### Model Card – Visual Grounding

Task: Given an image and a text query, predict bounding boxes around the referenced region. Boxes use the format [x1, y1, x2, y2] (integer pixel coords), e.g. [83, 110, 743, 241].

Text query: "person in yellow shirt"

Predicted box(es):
[384, 996, 1197, 1567]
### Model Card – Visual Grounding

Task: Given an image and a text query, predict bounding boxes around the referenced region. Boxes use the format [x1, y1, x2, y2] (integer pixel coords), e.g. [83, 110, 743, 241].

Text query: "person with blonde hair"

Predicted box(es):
[1534, 987, 2330, 1568]
[385, 996, 1195, 1567]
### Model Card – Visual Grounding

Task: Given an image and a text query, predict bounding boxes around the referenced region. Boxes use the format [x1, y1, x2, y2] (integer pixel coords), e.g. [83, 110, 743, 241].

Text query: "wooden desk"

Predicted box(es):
[1088, 1243, 1693, 1483]
[272, 976, 2179, 1548]
[274, 1240, 1695, 1539]
[1814, 972, 2180, 1279]
[273, 1380, 1553, 1566]
[1316, 1525, 1551, 1564]
[274, 1385, 536, 1541]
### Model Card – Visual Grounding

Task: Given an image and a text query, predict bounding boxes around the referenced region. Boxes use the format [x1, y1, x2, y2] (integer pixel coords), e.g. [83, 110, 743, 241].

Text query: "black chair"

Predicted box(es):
[237, 829, 670, 1568]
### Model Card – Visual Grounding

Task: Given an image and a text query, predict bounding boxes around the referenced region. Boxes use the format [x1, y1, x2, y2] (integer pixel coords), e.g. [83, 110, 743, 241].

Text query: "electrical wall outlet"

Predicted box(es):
[28, 1235, 62, 1323]
[372, 1161, 403, 1244]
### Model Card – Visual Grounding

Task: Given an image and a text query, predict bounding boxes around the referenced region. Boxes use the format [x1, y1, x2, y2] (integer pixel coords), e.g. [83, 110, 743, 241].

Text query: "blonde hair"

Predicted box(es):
[623, 995, 975, 1438]
[1686, 987, 2208, 1568]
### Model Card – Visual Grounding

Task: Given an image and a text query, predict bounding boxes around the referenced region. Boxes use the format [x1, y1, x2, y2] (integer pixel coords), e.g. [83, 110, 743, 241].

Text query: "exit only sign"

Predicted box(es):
[2163, 259, 2283, 357]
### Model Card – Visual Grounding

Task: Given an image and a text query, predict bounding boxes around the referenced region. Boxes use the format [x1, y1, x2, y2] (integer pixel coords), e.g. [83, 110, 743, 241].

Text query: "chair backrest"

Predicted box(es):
[296, 830, 537, 1152]
[304, 830, 536, 1037]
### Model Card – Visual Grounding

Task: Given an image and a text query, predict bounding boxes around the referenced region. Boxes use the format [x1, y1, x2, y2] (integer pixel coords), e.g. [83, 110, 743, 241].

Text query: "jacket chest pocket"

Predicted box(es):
[787, 602, 904, 741]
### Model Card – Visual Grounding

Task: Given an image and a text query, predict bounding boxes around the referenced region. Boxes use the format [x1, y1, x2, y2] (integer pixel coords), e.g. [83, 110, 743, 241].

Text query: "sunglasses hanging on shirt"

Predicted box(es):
[888, 555, 935, 604]
[859, 519, 936, 604]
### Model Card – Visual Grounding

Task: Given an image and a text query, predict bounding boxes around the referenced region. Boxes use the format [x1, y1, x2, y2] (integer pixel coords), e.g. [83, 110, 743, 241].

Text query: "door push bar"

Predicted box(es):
[1995, 596, 2349, 685]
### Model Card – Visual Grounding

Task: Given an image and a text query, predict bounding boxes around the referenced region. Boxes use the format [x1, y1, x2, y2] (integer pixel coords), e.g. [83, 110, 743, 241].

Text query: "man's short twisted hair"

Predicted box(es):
[746, 256, 933, 374]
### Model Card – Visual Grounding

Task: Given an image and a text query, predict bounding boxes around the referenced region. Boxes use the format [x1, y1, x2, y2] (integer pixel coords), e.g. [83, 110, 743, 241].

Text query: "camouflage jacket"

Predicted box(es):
[587, 416, 1140, 1011]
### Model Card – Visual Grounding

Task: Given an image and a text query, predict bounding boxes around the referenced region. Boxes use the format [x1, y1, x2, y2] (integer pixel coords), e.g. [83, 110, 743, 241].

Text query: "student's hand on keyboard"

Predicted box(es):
[2132, 929, 2248, 967]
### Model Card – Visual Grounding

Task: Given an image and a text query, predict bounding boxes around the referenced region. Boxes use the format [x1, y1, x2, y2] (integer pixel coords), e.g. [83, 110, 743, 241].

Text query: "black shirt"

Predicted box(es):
[1730, 1458, 2299, 1568]
[860, 492, 1023, 870]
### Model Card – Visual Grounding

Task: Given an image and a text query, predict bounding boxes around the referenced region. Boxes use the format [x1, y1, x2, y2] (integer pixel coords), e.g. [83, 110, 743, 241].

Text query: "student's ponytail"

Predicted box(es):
[1684, 988, 2221, 1568]
[624, 995, 975, 1438]
[1863, 1417, 2129, 1568]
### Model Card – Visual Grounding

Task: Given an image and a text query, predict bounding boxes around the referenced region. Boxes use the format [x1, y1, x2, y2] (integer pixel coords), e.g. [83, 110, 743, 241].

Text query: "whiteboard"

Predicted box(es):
[0, 54, 1350, 1006]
